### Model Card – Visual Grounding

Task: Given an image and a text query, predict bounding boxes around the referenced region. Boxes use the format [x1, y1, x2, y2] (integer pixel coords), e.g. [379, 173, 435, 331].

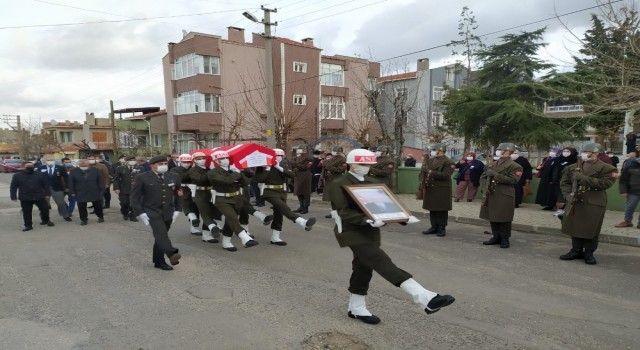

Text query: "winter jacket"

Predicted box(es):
[10, 170, 50, 201]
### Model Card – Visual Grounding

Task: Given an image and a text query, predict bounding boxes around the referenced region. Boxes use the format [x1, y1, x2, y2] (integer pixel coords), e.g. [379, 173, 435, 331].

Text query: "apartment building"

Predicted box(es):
[162, 27, 380, 153]
[114, 107, 169, 150]
[42, 112, 116, 158]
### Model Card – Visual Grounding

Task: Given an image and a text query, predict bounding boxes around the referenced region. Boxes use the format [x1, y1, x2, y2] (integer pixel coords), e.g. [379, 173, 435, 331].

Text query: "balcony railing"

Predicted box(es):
[544, 104, 584, 113]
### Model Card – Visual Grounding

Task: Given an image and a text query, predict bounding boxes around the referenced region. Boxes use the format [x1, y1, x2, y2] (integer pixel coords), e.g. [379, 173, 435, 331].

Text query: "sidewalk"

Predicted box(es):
[395, 194, 640, 248]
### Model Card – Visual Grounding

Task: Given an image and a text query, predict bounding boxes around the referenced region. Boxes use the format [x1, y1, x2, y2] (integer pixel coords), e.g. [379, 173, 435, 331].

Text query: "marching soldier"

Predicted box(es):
[328, 148, 454, 325]
[188, 152, 221, 243]
[369, 145, 395, 189]
[419, 143, 455, 237]
[559, 143, 617, 265]
[480, 143, 523, 248]
[322, 146, 348, 218]
[169, 154, 202, 235]
[255, 148, 316, 246]
[293, 146, 313, 214]
[130, 155, 182, 271]
[113, 156, 141, 221]
[207, 150, 259, 251]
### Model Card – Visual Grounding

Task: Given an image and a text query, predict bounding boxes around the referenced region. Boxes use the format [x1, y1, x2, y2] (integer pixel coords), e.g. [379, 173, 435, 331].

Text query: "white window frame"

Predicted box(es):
[433, 86, 445, 101]
[175, 90, 221, 115]
[320, 96, 345, 120]
[320, 63, 344, 87]
[293, 61, 307, 73]
[173, 54, 220, 80]
[293, 94, 307, 106]
[59, 131, 73, 143]
[152, 134, 162, 147]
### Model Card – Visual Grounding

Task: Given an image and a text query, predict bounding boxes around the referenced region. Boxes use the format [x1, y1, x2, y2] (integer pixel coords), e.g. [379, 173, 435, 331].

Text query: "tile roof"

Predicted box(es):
[377, 71, 417, 83]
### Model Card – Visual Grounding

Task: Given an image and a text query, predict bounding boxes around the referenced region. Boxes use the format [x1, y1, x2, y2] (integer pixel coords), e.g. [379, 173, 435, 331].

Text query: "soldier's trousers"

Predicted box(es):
[150, 218, 178, 264]
[216, 196, 250, 237]
[193, 191, 218, 229]
[490, 222, 512, 240]
[119, 193, 132, 218]
[297, 194, 310, 209]
[180, 197, 199, 217]
[264, 191, 299, 231]
[429, 211, 449, 227]
[348, 244, 413, 295]
[572, 236, 599, 252]
[238, 195, 256, 226]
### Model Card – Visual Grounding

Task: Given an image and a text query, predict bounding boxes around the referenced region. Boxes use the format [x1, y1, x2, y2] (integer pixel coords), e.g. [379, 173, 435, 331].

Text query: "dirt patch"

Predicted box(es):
[302, 331, 369, 350]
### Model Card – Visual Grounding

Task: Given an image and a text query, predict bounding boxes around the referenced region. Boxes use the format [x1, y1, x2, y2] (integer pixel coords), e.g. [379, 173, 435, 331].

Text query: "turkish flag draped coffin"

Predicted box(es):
[191, 144, 276, 169]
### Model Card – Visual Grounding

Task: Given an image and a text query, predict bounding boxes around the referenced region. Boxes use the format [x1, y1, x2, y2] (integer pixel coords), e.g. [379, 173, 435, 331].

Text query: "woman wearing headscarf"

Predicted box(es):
[535, 147, 560, 210]
[551, 147, 578, 209]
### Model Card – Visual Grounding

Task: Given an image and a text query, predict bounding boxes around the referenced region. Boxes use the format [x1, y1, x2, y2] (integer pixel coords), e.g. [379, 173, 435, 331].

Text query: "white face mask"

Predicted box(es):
[180, 162, 191, 169]
[562, 151, 571, 157]
[492, 156, 500, 161]
[430, 150, 437, 157]
[580, 152, 591, 161]
[549, 151, 557, 157]
[219, 158, 230, 168]
[119, 159, 126, 164]
[510, 153, 520, 160]
[79, 166, 89, 171]
[195, 159, 206, 167]
[88, 159, 96, 164]
[495, 150, 503, 157]
[156, 165, 168, 174]
[127, 161, 136, 166]
[465, 156, 473, 161]
[46, 160, 54, 166]
[350, 164, 370, 176]
[331, 151, 337, 156]
[375, 151, 382, 157]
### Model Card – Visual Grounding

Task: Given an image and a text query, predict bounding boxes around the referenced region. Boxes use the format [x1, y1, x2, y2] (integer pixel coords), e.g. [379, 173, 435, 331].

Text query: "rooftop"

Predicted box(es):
[378, 71, 417, 83]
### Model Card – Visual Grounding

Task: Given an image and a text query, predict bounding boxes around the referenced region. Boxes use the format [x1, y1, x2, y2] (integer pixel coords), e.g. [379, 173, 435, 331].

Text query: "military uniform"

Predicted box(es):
[321, 154, 347, 202]
[293, 155, 313, 213]
[560, 159, 616, 261]
[113, 160, 141, 220]
[187, 165, 222, 240]
[169, 165, 202, 234]
[420, 155, 455, 236]
[130, 168, 181, 268]
[368, 154, 395, 189]
[479, 156, 523, 247]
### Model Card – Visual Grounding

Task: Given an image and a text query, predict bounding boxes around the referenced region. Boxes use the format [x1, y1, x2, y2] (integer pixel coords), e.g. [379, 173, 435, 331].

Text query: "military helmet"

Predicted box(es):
[346, 149, 377, 165]
[273, 148, 285, 156]
[431, 143, 447, 152]
[581, 142, 602, 153]
[331, 145, 344, 153]
[497, 143, 516, 152]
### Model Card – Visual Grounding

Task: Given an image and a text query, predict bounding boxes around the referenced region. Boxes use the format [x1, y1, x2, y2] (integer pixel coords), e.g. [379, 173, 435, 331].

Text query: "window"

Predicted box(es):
[120, 133, 136, 148]
[445, 68, 455, 87]
[293, 61, 307, 73]
[59, 131, 73, 143]
[433, 86, 445, 101]
[293, 94, 306, 106]
[137, 135, 147, 146]
[320, 63, 344, 86]
[431, 111, 442, 127]
[175, 90, 221, 115]
[320, 96, 345, 119]
[92, 131, 107, 142]
[173, 54, 220, 79]
[152, 134, 162, 147]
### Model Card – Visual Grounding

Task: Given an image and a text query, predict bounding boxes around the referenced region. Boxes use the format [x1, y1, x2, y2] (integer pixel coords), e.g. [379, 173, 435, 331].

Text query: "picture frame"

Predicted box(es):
[343, 184, 412, 223]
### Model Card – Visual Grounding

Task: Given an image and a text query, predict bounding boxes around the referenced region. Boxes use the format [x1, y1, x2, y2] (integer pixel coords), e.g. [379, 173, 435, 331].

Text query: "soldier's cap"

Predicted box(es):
[125, 156, 136, 161]
[148, 155, 167, 164]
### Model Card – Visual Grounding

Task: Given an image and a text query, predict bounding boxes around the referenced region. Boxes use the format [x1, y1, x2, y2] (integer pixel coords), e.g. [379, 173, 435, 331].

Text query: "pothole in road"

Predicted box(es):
[302, 331, 369, 350]
[186, 284, 233, 301]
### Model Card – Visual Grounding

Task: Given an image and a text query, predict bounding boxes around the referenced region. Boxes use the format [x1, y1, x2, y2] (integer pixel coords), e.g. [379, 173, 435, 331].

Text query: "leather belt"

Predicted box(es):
[215, 190, 241, 197]
[264, 184, 285, 189]
[196, 186, 211, 190]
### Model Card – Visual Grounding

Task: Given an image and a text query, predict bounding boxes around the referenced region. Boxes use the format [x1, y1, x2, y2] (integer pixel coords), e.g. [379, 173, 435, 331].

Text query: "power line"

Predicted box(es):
[284, 0, 388, 28]
[279, 0, 360, 22]
[32, 0, 130, 19]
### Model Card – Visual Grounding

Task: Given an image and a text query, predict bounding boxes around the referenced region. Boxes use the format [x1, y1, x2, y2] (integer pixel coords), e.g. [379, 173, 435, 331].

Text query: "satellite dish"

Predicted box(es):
[88, 142, 96, 150]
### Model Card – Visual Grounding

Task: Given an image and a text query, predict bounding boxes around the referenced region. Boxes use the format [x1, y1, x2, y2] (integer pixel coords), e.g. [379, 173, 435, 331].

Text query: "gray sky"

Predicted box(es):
[0, 0, 613, 125]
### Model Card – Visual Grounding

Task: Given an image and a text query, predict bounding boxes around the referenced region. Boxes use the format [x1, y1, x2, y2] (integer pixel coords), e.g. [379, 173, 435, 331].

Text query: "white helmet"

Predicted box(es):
[274, 148, 285, 156]
[346, 149, 377, 164]
[178, 153, 193, 162]
[212, 150, 229, 161]
[191, 151, 206, 159]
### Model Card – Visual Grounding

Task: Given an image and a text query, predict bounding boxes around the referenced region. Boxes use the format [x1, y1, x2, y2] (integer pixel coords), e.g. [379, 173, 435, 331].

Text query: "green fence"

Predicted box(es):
[396, 167, 624, 212]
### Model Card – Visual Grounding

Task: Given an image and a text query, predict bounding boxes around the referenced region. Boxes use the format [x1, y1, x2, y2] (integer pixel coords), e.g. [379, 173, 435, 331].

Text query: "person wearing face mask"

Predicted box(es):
[559, 143, 617, 265]
[61, 157, 76, 218]
[310, 149, 323, 193]
[480, 143, 523, 248]
[130, 155, 182, 270]
[368, 145, 395, 190]
[87, 155, 111, 210]
[254, 148, 317, 245]
[187, 152, 221, 244]
[534, 148, 561, 210]
[547, 147, 578, 212]
[328, 149, 454, 324]
[322, 146, 347, 217]
[169, 153, 202, 235]
[37, 155, 71, 222]
[615, 150, 640, 228]
[510, 150, 533, 208]
[113, 156, 141, 221]
[419, 144, 455, 237]
[292, 146, 313, 214]
[10, 161, 54, 231]
[207, 150, 259, 251]
[68, 159, 105, 225]
[454, 152, 484, 202]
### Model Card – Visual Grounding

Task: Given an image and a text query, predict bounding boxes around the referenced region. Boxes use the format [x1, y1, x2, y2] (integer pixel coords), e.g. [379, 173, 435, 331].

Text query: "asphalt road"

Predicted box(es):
[0, 173, 639, 350]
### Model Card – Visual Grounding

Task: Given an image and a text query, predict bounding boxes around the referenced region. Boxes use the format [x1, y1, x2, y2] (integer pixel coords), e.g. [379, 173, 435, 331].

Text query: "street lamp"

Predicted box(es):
[242, 11, 259, 23]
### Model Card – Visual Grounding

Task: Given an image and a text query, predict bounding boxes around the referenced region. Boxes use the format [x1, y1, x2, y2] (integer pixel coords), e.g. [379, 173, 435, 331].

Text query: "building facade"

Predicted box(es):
[42, 112, 117, 159]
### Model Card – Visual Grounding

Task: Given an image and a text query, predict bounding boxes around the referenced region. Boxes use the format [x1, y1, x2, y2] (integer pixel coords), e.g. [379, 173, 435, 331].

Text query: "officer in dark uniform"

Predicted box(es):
[188, 152, 221, 243]
[255, 148, 316, 246]
[559, 143, 617, 265]
[420, 143, 455, 237]
[169, 153, 201, 235]
[293, 146, 313, 214]
[369, 145, 395, 190]
[113, 156, 141, 221]
[10, 161, 54, 231]
[130, 155, 182, 271]
[322, 146, 347, 218]
[329, 149, 454, 325]
[480, 143, 523, 248]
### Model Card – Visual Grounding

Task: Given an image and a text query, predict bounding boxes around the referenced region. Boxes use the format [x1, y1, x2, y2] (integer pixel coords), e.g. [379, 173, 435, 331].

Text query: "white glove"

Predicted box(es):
[229, 164, 241, 173]
[274, 164, 284, 172]
[172, 211, 180, 224]
[407, 215, 420, 224]
[265, 166, 271, 171]
[138, 213, 150, 226]
[366, 219, 385, 228]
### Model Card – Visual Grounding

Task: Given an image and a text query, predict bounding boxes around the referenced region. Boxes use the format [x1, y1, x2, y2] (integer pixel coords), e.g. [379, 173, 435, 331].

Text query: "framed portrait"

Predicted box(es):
[343, 184, 411, 223]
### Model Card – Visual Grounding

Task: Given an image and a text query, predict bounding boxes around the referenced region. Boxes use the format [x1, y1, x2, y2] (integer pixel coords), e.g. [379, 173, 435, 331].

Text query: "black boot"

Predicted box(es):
[298, 206, 309, 214]
[500, 236, 510, 248]
[559, 249, 584, 260]
[436, 225, 446, 237]
[483, 233, 500, 245]
[584, 250, 597, 265]
[422, 226, 438, 235]
[293, 202, 303, 213]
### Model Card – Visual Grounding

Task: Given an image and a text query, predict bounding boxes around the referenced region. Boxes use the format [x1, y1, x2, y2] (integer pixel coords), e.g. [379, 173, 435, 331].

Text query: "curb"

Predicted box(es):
[304, 196, 640, 248]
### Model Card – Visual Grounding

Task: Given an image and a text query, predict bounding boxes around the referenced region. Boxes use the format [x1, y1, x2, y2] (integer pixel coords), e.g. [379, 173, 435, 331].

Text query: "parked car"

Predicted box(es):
[0, 159, 25, 173]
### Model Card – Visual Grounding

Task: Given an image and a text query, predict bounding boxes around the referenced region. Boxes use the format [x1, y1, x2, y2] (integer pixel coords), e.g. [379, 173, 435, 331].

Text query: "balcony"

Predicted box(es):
[543, 103, 585, 118]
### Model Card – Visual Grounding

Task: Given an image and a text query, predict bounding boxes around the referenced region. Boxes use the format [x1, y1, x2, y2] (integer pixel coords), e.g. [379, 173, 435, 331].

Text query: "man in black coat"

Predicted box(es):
[68, 159, 105, 225]
[511, 151, 533, 207]
[130, 155, 182, 270]
[10, 161, 54, 231]
[37, 155, 71, 221]
[113, 156, 141, 221]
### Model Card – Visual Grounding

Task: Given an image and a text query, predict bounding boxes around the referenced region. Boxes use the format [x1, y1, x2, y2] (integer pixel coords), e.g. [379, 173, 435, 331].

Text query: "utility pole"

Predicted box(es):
[244, 6, 277, 147]
[109, 100, 119, 154]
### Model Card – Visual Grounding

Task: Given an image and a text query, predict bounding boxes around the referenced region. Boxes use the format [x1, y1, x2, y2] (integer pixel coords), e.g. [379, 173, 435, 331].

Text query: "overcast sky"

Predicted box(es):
[0, 0, 616, 125]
